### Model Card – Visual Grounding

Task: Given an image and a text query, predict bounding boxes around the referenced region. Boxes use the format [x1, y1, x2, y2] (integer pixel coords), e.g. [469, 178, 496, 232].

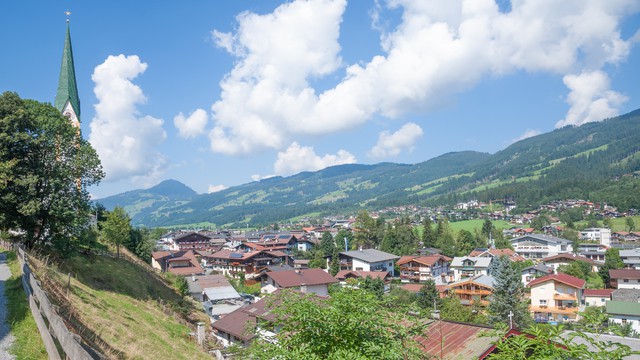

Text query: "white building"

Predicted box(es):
[510, 234, 573, 259]
[450, 257, 492, 282]
[579, 228, 611, 247]
[336, 249, 400, 277]
[619, 248, 640, 270]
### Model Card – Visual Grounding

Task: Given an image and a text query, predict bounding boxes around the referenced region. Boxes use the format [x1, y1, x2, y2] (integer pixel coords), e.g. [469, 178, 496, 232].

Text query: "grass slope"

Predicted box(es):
[3, 251, 47, 359]
[29, 252, 210, 359]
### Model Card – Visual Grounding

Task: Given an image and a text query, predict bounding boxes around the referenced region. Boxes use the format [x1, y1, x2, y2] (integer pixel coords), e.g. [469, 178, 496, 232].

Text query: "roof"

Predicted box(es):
[527, 272, 585, 289]
[511, 234, 572, 245]
[606, 301, 640, 317]
[450, 256, 492, 268]
[340, 249, 400, 263]
[334, 270, 389, 281]
[416, 320, 497, 359]
[450, 274, 495, 289]
[151, 250, 203, 276]
[566, 331, 640, 357]
[582, 289, 614, 297]
[187, 274, 231, 294]
[399, 284, 449, 294]
[468, 248, 524, 261]
[204, 286, 241, 301]
[612, 288, 640, 302]
[55, 23, 80, 120]
[609, 268, 640, 280]
[267, 268, 338, 288]
[522, 264, 554, 275]
[542, 253, 595, 264]
[397, 254, 452, 266]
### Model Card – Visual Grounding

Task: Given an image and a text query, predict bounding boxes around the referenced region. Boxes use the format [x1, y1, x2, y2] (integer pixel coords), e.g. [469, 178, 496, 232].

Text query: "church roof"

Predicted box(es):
[55, 23, 80, 121]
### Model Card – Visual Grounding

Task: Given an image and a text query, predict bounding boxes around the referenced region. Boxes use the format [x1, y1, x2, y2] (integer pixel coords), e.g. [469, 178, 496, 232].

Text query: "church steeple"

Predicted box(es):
[55, 19, 81, 128]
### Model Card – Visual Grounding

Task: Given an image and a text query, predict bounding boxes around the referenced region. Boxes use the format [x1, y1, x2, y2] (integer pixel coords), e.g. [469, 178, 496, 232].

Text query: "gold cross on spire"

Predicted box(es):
[65, 10, 71, 23]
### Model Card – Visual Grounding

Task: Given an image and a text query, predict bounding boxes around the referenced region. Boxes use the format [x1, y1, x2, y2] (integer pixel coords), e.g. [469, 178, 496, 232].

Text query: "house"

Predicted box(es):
[521, 264, 554, 286]
[581, 289, 614, 307]
[579, 228, 611, 246]
[541, 253, 600, 272]
[608, 268, 640, 289]
[510, 234, 573, 259]
[256, 234, 299, 253]
[468, 248, 526, 262]
[186, 274, 233, 302]
[169, 232, 212, 251]
[212, 295, 276, 347]
[450, 257, 492, 282]
[619, 248, 640, 270]
[606, 296, 640, 333]
[400, 283, 449, 298]
[397, 254, 452, 284]
[528, 273, 585, 323]
[265, 268, 338, 296]
[295, 237, 316, 252]
[577, 243, 608, 262]
[334, 249, 400, 276]
[448, 274, 495, 307]
[612, 231, 640, 242]
[151, 250, 204, 276]
[334, 270, 390, 283]
[205, 249, 287, 276]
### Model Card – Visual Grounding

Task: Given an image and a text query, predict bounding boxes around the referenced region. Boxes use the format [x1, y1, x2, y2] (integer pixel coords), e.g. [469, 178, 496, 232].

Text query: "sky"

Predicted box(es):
[2, 1, 640, 199]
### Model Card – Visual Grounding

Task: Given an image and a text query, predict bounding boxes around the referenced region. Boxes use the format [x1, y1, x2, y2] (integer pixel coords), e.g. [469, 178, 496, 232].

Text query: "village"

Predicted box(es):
[149, 198, 640, 358]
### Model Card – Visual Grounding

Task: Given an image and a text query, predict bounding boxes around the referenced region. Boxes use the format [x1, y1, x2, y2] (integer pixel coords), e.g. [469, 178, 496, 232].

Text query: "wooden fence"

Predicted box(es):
[16, 247, 100, 359]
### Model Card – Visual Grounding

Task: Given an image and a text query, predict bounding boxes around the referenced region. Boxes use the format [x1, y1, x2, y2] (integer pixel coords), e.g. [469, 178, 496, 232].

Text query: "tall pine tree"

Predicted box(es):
[488, 255, 531, 329]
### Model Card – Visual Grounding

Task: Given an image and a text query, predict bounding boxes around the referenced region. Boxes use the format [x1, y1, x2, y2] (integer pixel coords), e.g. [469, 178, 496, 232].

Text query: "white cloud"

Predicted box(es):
[174, 109, 208, 139]
[511, 129, 541, 143]
[203, 0, 637, 155]
[556, 71, 628, 128]
[273, 142, 356, 176]
[251, 174, 276, 182]
[208, 184, 228, 193]
[369, 122, 423, 159]
[89, 55, 167, 182]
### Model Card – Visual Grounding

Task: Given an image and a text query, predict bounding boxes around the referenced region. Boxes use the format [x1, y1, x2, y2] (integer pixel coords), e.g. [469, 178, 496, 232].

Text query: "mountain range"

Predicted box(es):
[97, 108, 640, 228]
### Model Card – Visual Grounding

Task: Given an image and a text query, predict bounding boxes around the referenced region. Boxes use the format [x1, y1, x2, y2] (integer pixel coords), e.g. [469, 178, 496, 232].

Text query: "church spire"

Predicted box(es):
[55, 18, 81, 128]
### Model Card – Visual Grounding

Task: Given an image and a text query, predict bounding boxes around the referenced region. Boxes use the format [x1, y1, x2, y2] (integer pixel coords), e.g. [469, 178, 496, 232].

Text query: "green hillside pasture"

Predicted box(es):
[609, 216, 640, 232]
[416, 219, 511, 238]
[30, 254, 210, 359]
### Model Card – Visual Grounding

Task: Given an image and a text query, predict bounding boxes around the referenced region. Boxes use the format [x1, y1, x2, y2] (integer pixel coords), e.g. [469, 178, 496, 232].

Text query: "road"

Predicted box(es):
[0, 253, 15, 360]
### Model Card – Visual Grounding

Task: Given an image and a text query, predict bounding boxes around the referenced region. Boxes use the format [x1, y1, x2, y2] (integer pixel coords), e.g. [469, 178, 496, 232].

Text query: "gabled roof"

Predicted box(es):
[542, 253, 595, 264]
[449, 274, 495, 289]
[151, 250, 203, 276]
[450, 256, 492, 268]
[527, 272, 585, 289]
[396, 254, 452, 266]
[173, 232, 212, 242]
[55, 23, 80, 121]
[416, 320, 497, 359]
[334, 270, 389, 281]
[267, 268, 338, 288]
[609, 268, 640, 280]
[583, 289, 614, 297]
[511, 234, 572, 245]
[469, 248, 526, 262]
[340, 249, 400, 263]
[521, 264, 554, 275]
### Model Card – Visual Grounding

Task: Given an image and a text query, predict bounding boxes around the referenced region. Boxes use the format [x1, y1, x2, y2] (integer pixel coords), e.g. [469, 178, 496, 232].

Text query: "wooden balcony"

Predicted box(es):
[553, 293, 577, 301]
[530, 305, 579, 315]
[453, 289, 492, 296]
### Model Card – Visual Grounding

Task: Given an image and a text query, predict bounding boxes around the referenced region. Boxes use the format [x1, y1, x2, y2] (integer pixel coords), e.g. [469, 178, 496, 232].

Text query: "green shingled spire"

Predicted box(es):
[55, 22, 80, 122]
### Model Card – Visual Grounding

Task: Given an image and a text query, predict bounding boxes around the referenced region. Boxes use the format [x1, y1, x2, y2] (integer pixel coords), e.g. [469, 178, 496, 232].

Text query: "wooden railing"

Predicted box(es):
[16, 247, 99, 359]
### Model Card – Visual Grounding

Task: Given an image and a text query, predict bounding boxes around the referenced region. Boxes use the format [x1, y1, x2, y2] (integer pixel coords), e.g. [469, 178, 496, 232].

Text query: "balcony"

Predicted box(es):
[453, 288, 492, 296]
[553, 293, 577, 301]
[530, 305, 579, 315]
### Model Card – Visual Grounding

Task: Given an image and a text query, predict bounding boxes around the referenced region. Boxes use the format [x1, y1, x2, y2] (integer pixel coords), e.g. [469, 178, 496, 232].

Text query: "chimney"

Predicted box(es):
[359, 246, 363, 252]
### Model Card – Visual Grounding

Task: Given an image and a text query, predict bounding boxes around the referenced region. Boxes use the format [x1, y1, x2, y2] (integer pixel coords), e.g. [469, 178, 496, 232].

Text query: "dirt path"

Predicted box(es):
[0, 253, 16, 360]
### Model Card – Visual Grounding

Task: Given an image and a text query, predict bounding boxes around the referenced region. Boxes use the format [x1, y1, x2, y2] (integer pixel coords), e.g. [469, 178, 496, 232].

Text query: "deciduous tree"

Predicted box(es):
[101, 206, 132, 258]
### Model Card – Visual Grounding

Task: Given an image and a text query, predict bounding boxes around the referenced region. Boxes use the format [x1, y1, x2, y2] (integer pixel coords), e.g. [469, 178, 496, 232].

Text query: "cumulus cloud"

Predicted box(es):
[556, 70, 628, 128]
[369, 122, 423, 159]
[174, 109, 208, 138]
[273, 142, 356, 176]
[208, 184, 228, 193]
[511, 129, 542, 143]
[202, 0, 637, 155]
[89, 55, 167, 182]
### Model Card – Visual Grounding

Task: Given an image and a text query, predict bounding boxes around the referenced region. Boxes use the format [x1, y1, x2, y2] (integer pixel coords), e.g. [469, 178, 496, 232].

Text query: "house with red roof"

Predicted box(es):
[334, 270, 390, 283]
[205, 249, 287, 276]
[582, 288, 614, 307]
[169, 232, 212, 251]
[151, 250, 204, 277]
[541, 253, 601, 272]
[468, 248, 526, 262]
[609, 268, 640, 289]
[528, 273, 585, 323]
[266, 268, 338, 296]
[397, 254, 452, 284]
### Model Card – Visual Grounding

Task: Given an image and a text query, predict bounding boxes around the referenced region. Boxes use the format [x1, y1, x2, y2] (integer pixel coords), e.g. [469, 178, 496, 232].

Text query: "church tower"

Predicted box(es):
[54, 18, 81, 129]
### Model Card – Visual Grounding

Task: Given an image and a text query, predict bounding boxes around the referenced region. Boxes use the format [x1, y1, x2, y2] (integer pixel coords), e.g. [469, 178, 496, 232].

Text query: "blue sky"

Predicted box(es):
[2, 1, 640, 199]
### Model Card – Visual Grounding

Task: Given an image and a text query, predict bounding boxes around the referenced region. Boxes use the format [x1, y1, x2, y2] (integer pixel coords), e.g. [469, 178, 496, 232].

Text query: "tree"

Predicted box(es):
[422, 216, 436, 248]
[329, 247, 340, 276]
[417, 279, 440, 310]
[440, 293, 486, 324]
[488, 256, 531, 329]
[101, 207, 132, 258]
[0, 92, 104, 252]
[353, 210, 383, 249]
[243, 288, 429, 359]
[598, 248, 625, 286]
[319, 231, 335, 257]
[557, 261, 591, 280]
[359, 276, 385, 299]
[482, 219, 494, 238]
[626, 217, 636, 232]
[308, 250, 326, 269]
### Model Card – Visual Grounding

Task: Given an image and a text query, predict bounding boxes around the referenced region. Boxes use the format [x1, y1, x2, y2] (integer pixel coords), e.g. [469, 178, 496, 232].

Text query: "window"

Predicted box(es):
[622, 319, 628, 324]
[539, 300, 547, 306]
[623, 279, 629, 283]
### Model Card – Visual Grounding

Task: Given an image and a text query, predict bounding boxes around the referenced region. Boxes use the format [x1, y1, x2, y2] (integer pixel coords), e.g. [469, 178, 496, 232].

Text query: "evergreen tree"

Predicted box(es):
[599, 248, 625, 286]
[488, 256, 531, 329]
[481, 219, 494, 238]
[319, 231, 335, 257]
[417, 279, 440, 310]
[329, 248, 340, 276]
[422, 216, 436, 248]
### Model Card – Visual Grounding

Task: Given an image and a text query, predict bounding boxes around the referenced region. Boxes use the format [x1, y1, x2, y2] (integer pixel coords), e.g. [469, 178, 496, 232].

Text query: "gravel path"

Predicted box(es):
[0, 253, 16, 360]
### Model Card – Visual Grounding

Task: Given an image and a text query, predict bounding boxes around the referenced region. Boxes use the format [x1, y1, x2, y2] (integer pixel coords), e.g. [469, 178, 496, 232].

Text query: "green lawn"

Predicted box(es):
[3, 251, 48, 359]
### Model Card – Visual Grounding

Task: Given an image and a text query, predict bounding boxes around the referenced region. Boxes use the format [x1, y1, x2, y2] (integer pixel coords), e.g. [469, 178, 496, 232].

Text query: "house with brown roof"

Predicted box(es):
[609, 268, 640, 289]
[582, 288, 614, 307]
[206, 249, 287, 276]
[169, 232, 212, 251]
[151, 250, 204, 276]
[448, 274, 494, 307]
[212, 295, 276, 347]
[541, 253, 601, 272]
[334, 270, 390, 283]
[266, 268, 338, 296]
[468, 248, 526, 262]
[415, 320, 497, 359]
[397, 254, 452, 285]
[528, 273, 585, 323]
